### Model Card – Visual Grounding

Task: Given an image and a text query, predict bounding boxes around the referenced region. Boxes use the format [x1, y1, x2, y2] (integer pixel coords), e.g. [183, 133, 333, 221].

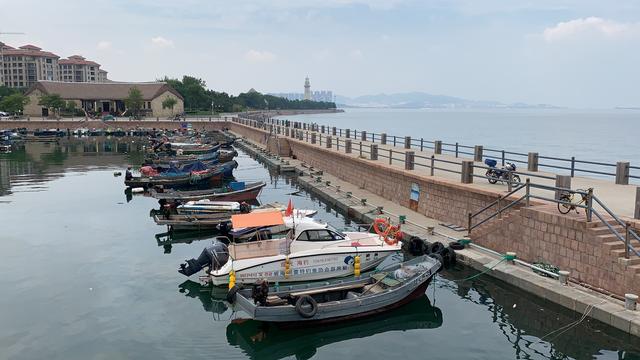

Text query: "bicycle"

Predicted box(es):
[557, 188, 591, 214]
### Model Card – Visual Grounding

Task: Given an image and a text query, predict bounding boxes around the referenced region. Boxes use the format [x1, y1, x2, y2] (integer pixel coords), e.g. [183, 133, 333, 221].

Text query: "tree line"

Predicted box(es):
[160, 75, 336, 113]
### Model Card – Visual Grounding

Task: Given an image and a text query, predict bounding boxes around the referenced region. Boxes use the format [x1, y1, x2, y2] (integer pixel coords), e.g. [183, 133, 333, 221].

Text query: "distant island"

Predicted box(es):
[334, 92, 563, 109]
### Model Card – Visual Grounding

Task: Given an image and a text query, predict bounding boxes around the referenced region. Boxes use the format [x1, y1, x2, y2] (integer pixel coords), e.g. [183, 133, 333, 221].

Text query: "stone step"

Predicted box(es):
[611, 248, 640, 258]
[590, 225, 626, 236]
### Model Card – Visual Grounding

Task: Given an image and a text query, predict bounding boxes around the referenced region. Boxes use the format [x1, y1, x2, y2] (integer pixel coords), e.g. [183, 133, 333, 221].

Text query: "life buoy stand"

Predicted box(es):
[295, 295, 318, 318]
[373, 218, 401, 246]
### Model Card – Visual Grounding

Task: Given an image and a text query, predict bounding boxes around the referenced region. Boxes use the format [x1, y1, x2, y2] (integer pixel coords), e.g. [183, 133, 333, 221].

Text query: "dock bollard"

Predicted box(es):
[625, 294, 638, 310]
[558, 270, 570, 285]
[505, 252, 517, 264]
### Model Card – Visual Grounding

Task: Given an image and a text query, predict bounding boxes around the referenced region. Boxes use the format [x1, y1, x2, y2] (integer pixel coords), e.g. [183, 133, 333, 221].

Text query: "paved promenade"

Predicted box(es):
[272, 125, 640, 221]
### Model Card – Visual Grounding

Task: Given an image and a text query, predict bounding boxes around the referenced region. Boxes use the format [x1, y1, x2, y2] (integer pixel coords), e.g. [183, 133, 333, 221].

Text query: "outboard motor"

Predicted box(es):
[178, 238, 229, 276]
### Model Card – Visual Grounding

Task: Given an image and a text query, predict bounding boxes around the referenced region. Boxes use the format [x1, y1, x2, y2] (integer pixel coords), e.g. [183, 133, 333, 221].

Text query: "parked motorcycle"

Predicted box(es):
[484, 159, 521, 185]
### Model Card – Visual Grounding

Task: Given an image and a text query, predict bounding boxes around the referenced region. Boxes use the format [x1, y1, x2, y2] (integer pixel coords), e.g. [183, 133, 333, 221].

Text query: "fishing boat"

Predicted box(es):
[178, 211, 403, 286]
[232, 255, 440, 324]
[154, 213, 233, 230]
[124, 166, 223, 189]
[176, 200, 245, 215]
[150, 181, 266, 202]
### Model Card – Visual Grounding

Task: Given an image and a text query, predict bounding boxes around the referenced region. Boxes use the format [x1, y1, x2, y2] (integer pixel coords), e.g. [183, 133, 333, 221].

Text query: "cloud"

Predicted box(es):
[150, 36, 174, 48]
[349, 49, 363, 59]
[543, 17, 640, 42]
[245, 49, 277, 63]
[96, 41, 112, 51]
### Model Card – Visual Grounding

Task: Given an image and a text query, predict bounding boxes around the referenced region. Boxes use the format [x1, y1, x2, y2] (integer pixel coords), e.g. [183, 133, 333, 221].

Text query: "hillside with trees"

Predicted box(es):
[160, 76, 336, 114]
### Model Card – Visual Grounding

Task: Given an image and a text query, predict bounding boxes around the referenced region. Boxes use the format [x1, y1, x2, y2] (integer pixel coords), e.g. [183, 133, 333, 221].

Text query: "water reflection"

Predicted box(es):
[438, 266, 640, 359]
[156, 231, 219, 253]
[0, 137, 147, 197]
[225, 297, 443, 360]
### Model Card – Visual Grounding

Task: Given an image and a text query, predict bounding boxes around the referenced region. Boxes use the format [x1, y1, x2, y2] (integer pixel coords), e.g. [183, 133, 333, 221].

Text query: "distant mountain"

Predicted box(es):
[334, 92, 561, 109]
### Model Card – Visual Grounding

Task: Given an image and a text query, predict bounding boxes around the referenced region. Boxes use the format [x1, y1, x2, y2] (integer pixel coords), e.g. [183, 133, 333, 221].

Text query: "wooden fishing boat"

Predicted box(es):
[124, 166, 223, 189]
[232, 255, 440, 324]
[150, 181, 266, 202]
[153, 213, 232, 230]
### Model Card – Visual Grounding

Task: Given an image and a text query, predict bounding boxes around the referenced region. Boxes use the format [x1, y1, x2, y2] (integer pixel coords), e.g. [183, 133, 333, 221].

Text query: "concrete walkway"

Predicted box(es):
[284, 128, 639, 221]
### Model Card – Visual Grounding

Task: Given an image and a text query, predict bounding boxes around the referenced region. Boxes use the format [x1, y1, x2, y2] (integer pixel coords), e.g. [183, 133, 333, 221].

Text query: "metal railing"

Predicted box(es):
[261, 118, 638, 183]
[467, 179, 640, 258]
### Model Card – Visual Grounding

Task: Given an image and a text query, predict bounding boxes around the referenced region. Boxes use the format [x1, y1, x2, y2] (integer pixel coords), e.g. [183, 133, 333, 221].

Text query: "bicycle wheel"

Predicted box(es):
[512, 175, 521, 185]
[557, 195, 572, 214]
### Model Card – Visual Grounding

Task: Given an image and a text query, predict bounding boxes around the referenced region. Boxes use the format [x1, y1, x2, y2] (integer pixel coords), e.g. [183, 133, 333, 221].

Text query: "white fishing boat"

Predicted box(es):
[178, 210, 403, 286]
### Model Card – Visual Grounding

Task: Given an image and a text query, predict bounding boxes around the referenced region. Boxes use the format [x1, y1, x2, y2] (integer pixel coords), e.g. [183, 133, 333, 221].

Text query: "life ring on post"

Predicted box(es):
[373, 218, 401, 246]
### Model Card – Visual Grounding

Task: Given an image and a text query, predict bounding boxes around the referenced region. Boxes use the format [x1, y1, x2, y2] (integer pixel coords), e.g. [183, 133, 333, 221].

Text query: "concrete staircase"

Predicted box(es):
[588, 221, 640, 269]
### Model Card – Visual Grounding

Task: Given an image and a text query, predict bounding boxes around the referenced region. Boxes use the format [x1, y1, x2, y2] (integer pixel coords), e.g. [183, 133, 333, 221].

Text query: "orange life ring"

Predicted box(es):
[373, 218, 401, 246]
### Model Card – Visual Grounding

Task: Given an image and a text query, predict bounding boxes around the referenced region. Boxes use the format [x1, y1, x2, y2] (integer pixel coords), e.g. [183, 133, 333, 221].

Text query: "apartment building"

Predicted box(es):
[0, 43, 59, 88]
[0, 43, 109, 88]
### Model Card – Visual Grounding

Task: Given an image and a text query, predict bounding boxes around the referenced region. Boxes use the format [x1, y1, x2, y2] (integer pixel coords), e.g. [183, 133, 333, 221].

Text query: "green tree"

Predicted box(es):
[38, 94, 66, 117]
[65, 100, 77, 114]
[0, 93, 30, 115]
[161, 96, 178, 116]
[124, 87, 144, 119]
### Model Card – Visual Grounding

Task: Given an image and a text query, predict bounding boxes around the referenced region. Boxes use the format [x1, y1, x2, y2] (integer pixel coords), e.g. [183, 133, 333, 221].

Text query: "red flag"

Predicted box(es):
[285, 199, 294, 217]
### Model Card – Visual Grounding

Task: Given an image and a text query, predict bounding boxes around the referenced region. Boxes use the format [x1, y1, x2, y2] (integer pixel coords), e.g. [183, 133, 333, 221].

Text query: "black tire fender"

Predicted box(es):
[295, 295, 318, 318]
[427, 241, 445, 255]
[449, 241, 465, 251]
[428, 253, 444, 272]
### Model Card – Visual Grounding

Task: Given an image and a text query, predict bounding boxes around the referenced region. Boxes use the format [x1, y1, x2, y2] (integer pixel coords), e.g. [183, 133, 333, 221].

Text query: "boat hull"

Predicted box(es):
[209, 248, 398, 286]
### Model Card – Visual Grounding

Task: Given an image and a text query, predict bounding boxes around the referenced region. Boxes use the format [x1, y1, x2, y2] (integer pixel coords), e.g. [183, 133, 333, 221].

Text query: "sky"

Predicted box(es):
[1, 0, 639, 108]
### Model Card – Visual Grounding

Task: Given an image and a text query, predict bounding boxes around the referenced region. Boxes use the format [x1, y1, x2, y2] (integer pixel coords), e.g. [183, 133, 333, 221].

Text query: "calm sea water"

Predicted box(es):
[279, 108, 640, 177]
[1, 137, 639, 360]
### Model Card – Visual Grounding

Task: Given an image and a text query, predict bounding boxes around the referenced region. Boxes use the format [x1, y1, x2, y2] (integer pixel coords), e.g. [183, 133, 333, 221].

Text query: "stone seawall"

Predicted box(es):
[226, 121, 640, 297]
[1, 120, 230, 131]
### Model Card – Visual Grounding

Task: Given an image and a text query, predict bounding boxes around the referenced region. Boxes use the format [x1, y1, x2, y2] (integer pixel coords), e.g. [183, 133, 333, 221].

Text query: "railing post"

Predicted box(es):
[570, 156, 575, 177]
[461, 160, 474, 184]
[586, 188, 593, 222]
[507, 171, 513, 192]
[467, 212, 472, 236]
[285, 127, 290, 137]
[498, 197, 502, 219]
[311, 132, 316, 144]
[393, 136, 397, 147]
[345, 129, 350, 139]
[501, 150, 505, 166]
[430, 155, 435, 176]
[339, 128, 342, 137]
[345, 139, 352, 154]
[434, 140, 442, 155]
[404, 136, 411, 149]
[321, 125, 325, 134]
[635, 187, 640, 220]
[361, 131, 367, 142]
[389, 149, 392, 165]
[525, 178, 531, 206]
[332, 127, 337, 136]
[405, 151, 415, 170]
[420, 138, 424, 152]
[380, 133, 387, 145]
[626, 222, 631, 259]
[555, 175, 572, 200]
[326, 136, 332, 149]
[336, 138, 340, 151]
[370, 144, 378, 160]
[528, 152, 539, 172]
[455, 142, 459, 158]
[474, 145, 483, 162]
[319, 134, 323, 146]
[616, 161, 630, 185]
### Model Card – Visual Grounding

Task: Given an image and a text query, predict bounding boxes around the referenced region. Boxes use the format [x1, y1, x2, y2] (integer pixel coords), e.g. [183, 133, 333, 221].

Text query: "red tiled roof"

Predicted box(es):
[59, 57, 100, 66]
[19, 44, 42, 50]
[25, 81, 184, 101]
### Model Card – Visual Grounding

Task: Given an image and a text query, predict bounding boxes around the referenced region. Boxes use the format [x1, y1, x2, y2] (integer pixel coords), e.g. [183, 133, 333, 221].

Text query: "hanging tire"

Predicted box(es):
[444, 246, 457, 266]
[449, 241, 465, 251]
[295, 295, 318, 318]
[427, 241, 445, 255]
[428, 253, 444, 272]
[226, 285, 239, 304]
[408, 236, 426, 256]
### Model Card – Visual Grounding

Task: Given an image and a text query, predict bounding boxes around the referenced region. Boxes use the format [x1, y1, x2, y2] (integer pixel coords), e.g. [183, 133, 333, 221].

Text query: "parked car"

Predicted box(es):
[0, 111, 8, 117]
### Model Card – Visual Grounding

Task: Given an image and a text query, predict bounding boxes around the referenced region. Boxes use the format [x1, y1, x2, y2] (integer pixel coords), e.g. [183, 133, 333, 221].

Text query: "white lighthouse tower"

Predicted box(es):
[304, 76, 311, 100]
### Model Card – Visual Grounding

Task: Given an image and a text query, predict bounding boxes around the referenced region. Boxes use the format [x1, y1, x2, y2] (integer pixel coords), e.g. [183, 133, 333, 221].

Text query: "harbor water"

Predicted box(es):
[1, 137, 640, 360]
[278, 108, 640, 178]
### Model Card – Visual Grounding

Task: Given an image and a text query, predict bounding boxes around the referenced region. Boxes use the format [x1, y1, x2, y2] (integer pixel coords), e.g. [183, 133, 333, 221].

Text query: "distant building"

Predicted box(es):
[0, 43, 60, 88]
[312, 90, 333, 103]
[0, 43, 109, 88]
[23, 81, 183, 117]
[304, 76, 311, 100]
